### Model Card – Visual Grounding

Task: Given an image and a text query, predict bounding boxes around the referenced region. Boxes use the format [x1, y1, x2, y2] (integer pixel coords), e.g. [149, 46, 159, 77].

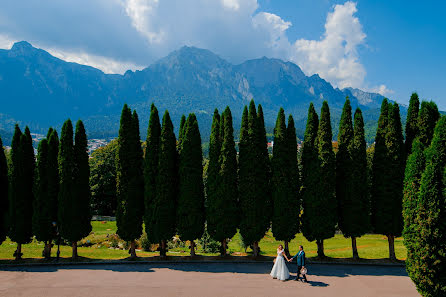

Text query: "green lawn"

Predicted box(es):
[0, 221, 406, 261]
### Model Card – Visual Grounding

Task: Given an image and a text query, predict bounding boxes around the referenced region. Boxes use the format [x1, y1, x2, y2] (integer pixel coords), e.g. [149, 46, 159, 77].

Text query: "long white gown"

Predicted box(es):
[270, 249, 290, 281]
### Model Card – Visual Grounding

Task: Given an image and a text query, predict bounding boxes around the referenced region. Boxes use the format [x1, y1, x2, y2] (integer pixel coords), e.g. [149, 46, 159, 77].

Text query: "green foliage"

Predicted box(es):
[115, 106, 144, 242]
[350, 108, 371, 236]
[301, 103, 320, 242]
[178, 114, 186, 148]
[417, 101, 440, 148]
[238, 100, 271, 247]
[315, 101, 337, 240]
[336, 99, 355, 237]
[405, 93, 420, 156]
[90, 139, 118, 216]
[208, 107, 239, 242]
[403, 139, 425, 279]
[73, 120, 92, 240]
[9, 125, 34, 244]
[271, 108, 299, 243]
[0, 137, 8, 244]
[177, 113, 205, 241]
[206, 109, 221, 237]
[46, 130, 59, 227]
[144, 104, 161, 239]
[410, 117, 446, 296]
[199, 226, 221, 254]
[150, 110, 178, 243]
[58, 120, 76, 242]
[32, 139, 53, 242]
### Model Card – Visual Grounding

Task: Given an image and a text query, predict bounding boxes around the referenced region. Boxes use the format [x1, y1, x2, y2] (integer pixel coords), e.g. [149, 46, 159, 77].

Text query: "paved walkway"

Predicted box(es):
[0, 263, 419, 297]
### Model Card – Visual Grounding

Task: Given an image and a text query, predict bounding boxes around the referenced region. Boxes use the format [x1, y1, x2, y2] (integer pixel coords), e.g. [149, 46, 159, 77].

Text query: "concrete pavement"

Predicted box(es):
[0, 262, 419, 297]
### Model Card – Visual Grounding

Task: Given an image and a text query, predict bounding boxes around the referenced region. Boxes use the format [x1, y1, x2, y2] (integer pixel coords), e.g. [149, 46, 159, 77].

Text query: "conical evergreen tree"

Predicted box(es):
[350, 108, 371, 258]
[58, 120, 76, 257]
[409, 116, 446, 296]
[336, 99, 360, 258]
[301, 103, 320, 252]
[9, 125, 34, 259]
[206, 109, 222, 243]
[271, 109, 299, 255]
[238, 100, 271, 257]
[177, 114, 205, 256]
[405, 93, 420, 156]
[71, 120, 92, 257]
[0, 137, 8, 245]
[116, 106, 144, 258]
[33, 139, 53, 258]
[151, 110, 178, 257]
[212, 107, 239, 255]
[46, 129, 59, 255]
[417, 101, 440, 148]
[144, 104, 161, 242]
[314, 101, 337, 257]
[403, 139, 425, 279]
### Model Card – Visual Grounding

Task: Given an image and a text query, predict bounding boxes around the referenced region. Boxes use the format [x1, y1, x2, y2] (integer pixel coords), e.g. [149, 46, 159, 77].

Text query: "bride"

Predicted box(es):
[270, 245, 290, 281]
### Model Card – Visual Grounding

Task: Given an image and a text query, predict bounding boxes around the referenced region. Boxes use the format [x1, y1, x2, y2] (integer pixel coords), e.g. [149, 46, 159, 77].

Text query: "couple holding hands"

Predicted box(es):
[270, 244, 308, 282]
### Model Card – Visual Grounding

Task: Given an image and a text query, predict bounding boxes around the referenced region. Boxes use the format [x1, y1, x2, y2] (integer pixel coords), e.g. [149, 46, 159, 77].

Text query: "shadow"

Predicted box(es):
[0, 256, 409, 277]
[307, 280, 329, 287]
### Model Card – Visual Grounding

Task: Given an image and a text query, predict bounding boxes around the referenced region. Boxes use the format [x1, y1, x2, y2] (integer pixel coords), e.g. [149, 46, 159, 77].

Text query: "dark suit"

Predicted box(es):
[292, 250, 307, 281]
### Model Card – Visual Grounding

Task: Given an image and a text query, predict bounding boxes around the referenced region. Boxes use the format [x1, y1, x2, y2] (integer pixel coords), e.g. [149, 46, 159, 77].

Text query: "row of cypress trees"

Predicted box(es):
[0, 120, 91, 259]
[402, 94, 444, 297]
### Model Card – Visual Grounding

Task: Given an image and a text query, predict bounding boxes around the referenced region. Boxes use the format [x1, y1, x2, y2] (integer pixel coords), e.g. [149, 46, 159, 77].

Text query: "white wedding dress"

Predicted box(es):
[270, 249, 290, 281]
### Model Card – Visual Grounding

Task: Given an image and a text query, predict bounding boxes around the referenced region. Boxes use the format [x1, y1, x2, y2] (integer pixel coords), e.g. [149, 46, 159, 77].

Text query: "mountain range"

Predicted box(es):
[0, 41, 403, 146]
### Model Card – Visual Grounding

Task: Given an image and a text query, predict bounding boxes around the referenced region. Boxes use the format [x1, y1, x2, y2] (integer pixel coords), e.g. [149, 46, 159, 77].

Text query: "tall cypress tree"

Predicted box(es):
[213, 106, 239, 255]
[33, 139, 53, 258]
[46, 129, 59, 252]
[58, 120, 76, 257]
[9, 125, 34, 259]
[403, 139, 425, 279]
[206, 109, 221, 243]
[0, 137, 8, 245]
[350, 108, 370, 258]
[72, 120, 92, 257]
[410, 116, 446, 296]
[239, 100, 271, 257]
[151, 110, 178, 257]
[116, 106, 144, 258]
[417, 101, 440, 148]
[314, 101, 337, 257]
[177, 114, 205, 256]
[271, 109, 299, 255]
[301, 103, 320, 253]
[405, 93, 420, 156]
[144, 104, 161, 242]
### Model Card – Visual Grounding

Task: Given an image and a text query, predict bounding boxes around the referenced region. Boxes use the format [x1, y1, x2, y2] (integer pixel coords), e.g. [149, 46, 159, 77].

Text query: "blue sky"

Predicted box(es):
[0, 0, 444, 109]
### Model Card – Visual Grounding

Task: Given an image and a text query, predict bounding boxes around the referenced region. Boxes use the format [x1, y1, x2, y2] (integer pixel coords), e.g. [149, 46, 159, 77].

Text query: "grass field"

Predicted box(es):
[0, 221, 406, 261]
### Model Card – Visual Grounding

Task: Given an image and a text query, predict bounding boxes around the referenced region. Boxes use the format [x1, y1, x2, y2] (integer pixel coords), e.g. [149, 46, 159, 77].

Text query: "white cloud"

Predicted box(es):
[291, 1, 366, 89]
[47, 48, 144, 74]
[367, 84, 394, 96]
[0, 0, 389, 93]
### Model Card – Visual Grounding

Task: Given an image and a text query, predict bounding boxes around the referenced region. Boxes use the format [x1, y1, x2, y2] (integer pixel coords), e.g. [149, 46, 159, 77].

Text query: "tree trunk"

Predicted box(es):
[352, 237, 359, 260]
[190, 240, 196, 257]
[284, 241, 290, 258]
[72, 242, 78, 259]
[316, 239, 325, 258]
[43, 241, 51, 259]
[221, 239, 227, 256]
[387, 235, 396, 261]
[160, 240, 167, 257]
[15, 243, 22, 260]
[253, 241, 259, 257]
[129, 240, 137, 258]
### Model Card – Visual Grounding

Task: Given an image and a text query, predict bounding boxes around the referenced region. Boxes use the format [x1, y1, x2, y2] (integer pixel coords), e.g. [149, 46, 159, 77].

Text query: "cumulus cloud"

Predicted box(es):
[0, 0, 389, 93]
[291, 2, 366, 89]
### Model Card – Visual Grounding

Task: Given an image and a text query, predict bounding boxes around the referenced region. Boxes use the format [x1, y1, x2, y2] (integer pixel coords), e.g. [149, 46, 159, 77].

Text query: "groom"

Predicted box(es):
[289, 245, 307, 282]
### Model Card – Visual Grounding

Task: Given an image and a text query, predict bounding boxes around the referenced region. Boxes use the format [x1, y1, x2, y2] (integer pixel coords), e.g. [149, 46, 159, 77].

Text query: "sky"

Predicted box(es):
[0, 0, 445, 109]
